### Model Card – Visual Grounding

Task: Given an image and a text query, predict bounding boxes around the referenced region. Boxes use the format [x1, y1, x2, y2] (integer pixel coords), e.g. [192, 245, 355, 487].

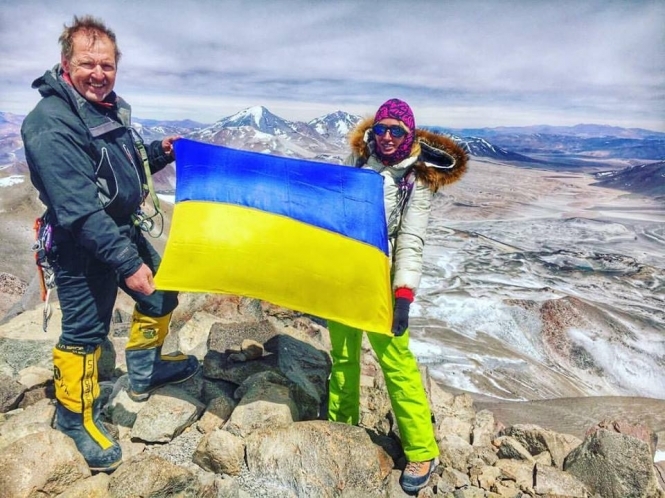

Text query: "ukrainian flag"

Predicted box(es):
[155, 139, 392, 334]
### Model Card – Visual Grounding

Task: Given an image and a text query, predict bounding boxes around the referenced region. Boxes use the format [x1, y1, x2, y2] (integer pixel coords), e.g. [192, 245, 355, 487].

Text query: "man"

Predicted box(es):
[21, 15, 198, 472]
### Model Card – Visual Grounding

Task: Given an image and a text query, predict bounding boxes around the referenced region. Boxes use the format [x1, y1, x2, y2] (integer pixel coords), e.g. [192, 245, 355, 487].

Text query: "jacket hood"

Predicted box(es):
[349, 117, 469, 191]
[32, 65, 69, 101]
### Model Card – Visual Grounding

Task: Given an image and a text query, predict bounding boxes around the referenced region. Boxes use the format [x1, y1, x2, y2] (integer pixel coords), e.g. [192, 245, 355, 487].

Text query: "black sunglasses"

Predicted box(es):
[372, 124, 408, 138]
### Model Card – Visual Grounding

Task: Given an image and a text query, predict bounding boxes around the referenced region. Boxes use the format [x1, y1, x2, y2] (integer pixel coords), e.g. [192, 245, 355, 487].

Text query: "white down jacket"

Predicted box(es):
[346, 119, 469, 294]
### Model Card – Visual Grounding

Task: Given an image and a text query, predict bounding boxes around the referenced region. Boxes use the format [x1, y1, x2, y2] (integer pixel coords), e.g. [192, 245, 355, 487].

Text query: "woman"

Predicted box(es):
[327, 98, 468, 494]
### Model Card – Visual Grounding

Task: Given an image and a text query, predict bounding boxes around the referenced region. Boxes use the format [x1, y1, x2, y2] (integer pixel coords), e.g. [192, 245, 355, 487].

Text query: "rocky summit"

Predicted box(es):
[0, 293, 664, 498]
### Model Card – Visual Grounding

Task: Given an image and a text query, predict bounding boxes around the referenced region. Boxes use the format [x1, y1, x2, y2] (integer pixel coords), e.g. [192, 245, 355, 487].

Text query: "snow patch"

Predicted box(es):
[0, 175, 24, 187]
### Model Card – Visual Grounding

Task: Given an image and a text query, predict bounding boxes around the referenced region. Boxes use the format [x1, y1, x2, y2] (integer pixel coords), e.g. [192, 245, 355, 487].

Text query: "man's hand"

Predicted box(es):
[391, 297, 411, 336]
[161, 136, 181, 157]
[125, 263, 155, 295]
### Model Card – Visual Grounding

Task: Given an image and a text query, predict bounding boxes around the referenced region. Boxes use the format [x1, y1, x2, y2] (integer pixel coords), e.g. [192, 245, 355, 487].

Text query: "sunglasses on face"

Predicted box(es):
[372, 124, 408, 138]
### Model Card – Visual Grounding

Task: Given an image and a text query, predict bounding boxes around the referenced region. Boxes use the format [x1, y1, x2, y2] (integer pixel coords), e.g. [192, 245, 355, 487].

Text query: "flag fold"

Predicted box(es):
[154, 139, 393, 334]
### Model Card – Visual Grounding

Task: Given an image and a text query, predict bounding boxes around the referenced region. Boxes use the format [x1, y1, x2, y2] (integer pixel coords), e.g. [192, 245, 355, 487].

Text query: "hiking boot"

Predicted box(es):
[53, 343, 122, 472]
[125, 310, 199, 401]
[399, 458, 436, 494]
[126, 349, 200, 401]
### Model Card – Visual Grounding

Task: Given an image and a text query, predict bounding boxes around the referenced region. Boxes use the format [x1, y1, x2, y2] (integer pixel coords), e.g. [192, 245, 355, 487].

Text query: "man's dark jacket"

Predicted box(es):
[21, 65, 172, 278]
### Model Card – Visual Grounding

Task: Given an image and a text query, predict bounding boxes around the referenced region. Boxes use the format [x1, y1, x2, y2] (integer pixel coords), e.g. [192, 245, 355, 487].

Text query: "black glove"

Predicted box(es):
[391, 297, 411, 336]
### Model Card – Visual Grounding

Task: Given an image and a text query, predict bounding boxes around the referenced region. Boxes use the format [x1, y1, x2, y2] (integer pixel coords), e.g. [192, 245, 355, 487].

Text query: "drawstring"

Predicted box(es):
[387, 170, 416, 237]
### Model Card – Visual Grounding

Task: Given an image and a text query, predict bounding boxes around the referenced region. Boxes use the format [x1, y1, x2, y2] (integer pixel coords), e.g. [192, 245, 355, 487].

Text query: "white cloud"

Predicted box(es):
[0, 0, 663, 130]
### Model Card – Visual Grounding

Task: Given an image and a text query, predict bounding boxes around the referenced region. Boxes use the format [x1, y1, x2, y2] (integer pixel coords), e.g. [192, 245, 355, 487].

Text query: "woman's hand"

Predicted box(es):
[392, 297, 411, 336]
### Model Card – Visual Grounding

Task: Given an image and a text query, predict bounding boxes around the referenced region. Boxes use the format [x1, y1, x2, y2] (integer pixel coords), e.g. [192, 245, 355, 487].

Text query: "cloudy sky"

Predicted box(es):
[1, 0, 663, 130]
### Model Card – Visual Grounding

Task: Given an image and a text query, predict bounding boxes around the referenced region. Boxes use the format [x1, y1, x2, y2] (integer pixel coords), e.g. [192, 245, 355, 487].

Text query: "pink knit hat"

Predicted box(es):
[374, 98, 416, 131]
[373, 98, 416, 164]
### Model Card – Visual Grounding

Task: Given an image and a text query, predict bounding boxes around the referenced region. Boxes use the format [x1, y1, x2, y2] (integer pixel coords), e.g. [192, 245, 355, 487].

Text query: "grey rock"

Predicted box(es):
[240, 339, 264, 360]
[108, 453, 208, 498]
[440, 466, 471, 489]
[493, 459, 535, 492]
[263, 333, 330, 419]
[438, 415, 473, 443]
[452, 485, 487, 497]
[534, 462, 592, 496]
[244, 420, 393, 497]
[106, 376, 144, 428]
[472, 409, 496, 447]
[501, 423, 581, 468]
[564, 428, 662, 498]
[437, 433, 474, 472]
[201, 377, 238, 404]
[233, 370, 290, 400]
[0, 427, 90, 498]
[170, 311, 223, 359]
[144, 427, 204, 468]
[469, 464, 502, 490]
[207, 320, 280, 356]
[494, 435, 535, 462]
[224, 381, 298, 437]
[203, 349, 280, 385]
[16, 365, 52, 389]
[0, 337, 54, 374]
[193, 428, 245, 476]
[55, 473, 111, 498]
[0, 373, 25, 413]
[198, 394, 237, 434]
[130, 385, 205, 443]
[0, 398, 55, 450]
[0, 300, 661, 498]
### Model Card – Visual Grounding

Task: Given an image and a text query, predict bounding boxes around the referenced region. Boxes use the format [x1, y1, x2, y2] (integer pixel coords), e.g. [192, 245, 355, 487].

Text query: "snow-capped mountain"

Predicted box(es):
[308, 111, 363, 147]
[187, 106, 348, 161]
[455, 136, 543, 164]
[209, 106, 322, 141]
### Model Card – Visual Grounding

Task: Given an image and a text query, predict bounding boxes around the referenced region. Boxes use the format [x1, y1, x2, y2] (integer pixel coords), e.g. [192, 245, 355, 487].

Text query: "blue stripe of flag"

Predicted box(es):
[173, 139, 389, 255]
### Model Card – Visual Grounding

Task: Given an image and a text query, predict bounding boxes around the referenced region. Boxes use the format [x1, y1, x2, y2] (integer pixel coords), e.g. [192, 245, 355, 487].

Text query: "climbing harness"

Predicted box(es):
[130, 128, 164, 238]
[32, 213, 55, 332]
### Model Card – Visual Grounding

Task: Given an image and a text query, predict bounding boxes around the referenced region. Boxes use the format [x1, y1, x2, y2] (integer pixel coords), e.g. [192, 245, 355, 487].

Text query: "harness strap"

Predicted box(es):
[131, 131, 164, 237]
[33, 214, 56, 332]
[386, 169, 416, 237]
[135, 140, 161, 215]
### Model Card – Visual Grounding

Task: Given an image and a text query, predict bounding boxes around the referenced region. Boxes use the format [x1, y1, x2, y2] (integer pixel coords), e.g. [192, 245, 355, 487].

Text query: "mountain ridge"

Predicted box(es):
[2, 108, 664, 195]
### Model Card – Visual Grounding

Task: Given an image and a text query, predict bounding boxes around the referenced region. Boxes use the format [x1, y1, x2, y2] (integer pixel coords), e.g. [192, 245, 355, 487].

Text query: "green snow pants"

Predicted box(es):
[327, 320, 439, 462]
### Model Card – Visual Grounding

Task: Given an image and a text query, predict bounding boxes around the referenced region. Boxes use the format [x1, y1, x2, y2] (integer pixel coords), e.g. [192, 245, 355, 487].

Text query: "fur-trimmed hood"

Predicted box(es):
[349, 117, 469, 192]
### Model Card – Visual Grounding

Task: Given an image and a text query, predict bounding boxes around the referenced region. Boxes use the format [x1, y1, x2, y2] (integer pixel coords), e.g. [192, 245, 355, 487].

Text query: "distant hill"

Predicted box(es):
[134, 118, 208, 129]
[451, 123, 665, 139]
[2, 109, 664, 190]
[431, 124, 665, 166]
[450, 135, 545, 164]
[593, 161, 665, 198]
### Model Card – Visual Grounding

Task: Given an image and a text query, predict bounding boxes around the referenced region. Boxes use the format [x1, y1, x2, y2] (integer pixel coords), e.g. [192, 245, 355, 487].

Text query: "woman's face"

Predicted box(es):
[374, 118, 407, 157]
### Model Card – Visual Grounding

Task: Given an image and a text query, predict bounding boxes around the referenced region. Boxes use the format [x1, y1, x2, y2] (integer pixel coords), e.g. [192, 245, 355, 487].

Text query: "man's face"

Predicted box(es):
[62, 32, 117, 103]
